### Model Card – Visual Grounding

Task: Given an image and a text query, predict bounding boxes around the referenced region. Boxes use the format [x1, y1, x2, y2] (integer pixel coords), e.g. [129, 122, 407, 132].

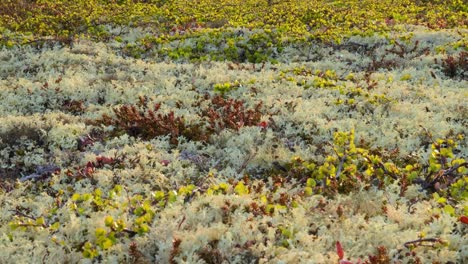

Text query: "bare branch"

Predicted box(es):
[404, 238, 443, 248]
[335, 151, 347, 180]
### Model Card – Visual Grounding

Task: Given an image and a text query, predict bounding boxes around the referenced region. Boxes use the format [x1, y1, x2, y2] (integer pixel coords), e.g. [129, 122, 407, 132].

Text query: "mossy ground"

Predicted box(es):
[0, 1, 467, 263]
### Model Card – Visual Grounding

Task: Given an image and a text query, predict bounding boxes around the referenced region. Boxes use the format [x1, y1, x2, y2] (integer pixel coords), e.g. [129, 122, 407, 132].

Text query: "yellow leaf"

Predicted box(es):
[35, 217, 45, 226]
[95, 228, 106, 237]
[71, 193, 80, 201]
[104, 216, 113, 227]
[101, 238, 113, 250]
[234, 181, 249, 195]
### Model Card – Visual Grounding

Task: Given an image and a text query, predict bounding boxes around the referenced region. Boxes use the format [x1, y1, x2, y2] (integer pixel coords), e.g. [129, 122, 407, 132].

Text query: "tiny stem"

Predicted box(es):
[404, 238, 442, 248]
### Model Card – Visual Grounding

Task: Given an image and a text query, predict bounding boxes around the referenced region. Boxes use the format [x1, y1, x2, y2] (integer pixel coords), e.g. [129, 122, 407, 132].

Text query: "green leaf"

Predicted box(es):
[71, 193, 81, 201]
[436, 197, 447, 204]
[168, 191, 177, 203]
[35, 217, 45, 226]
[50, 222, 60, 231]
[219, 183, 229, 192]
[400, 73, 412, 81]
[94, 188, 102, 197]
[137, 223, 150, 235]
[152, 191, 165, 201]
[306, 178, 316, 188]
[9, 222, 18, 231]
[101, 238, 113, 250]
[95, 228, 106, 237]
[134, 207, 145, 216]
[104, 216, 114, 227]
[82, 193, 92, 201]
[113, 185, 123, 195]
[115, 219, 126, 232]
[82, 248, 98, 259]
[443, 205, 455, 216]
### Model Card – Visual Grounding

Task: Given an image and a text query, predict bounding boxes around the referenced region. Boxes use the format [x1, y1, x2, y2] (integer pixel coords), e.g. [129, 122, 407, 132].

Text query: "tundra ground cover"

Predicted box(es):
[0, 1, 467, 263]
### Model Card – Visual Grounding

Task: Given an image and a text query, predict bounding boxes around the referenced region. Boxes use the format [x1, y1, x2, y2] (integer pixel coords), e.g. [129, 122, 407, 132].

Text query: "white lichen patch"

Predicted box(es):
[0, 24, 466, 263]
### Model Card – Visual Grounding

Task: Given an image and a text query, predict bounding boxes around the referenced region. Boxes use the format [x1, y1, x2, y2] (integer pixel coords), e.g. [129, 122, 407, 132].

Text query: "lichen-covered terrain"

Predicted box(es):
[0, 1, 467, 263]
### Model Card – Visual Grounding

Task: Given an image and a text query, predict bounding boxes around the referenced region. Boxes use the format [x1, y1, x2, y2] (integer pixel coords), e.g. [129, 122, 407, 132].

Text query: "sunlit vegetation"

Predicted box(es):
[0, 0, 467, 263]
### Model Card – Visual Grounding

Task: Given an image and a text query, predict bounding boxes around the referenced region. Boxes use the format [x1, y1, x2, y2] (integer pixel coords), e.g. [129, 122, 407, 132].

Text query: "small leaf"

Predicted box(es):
[94, 188, 102, 197]
[101, 238, 113, 250]
[95, 228, 106, 237]
[258, 121, 268, 129]
[113, 185, 123, 194]
[83, 241, 93, 249]
[306, 178, 316, 188]
[459, 215, 468, 224]
[443, 205, 455, 216]
[400, 73, 412, 81]
[50, 222, 60, 231]
[9, 222, 18, 230]
[168, 191, 177, 203]
[82, 193, 92, 201]
[71, 193, 81, 201]
[152, 190, 165, 201]
[134, 207, 145, 216]
[82, 244, 98, 259]
[234, 181, 249, 195]
[137, 223, 150, 234]
[35, 217, 45, 226]
[219, 183, 229, 192]
[104, 216, 114, 227]
[336, 241, 345, 260]
[115, 219, 126, 232]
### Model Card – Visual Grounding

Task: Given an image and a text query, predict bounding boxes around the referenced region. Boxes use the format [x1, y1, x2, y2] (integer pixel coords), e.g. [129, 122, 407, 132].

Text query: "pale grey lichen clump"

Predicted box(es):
[0, 26, 466, 263]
